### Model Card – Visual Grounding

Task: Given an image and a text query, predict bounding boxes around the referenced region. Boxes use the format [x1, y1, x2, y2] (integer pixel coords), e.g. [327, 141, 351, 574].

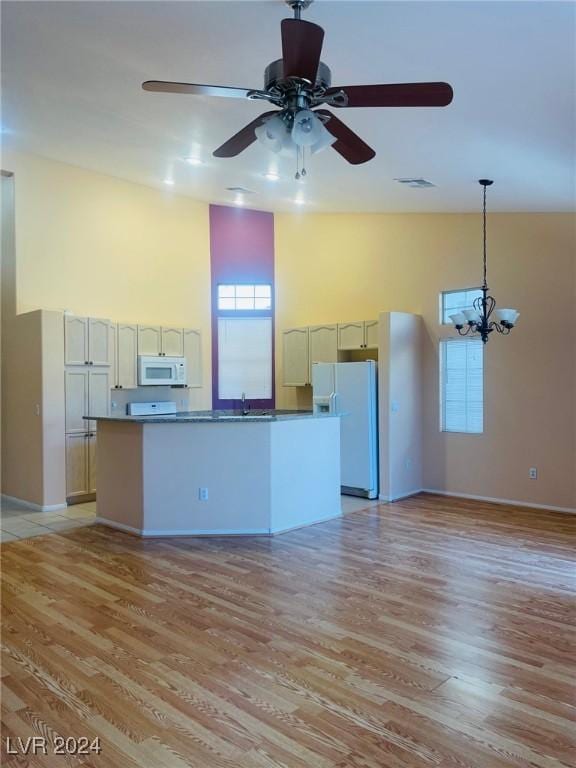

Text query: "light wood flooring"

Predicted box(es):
[1, 493, 575, 767]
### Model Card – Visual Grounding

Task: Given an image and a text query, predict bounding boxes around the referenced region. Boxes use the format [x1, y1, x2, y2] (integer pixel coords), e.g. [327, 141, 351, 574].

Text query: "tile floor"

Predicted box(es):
[0, 495, 379, 542]
[0, 499, 96, 542]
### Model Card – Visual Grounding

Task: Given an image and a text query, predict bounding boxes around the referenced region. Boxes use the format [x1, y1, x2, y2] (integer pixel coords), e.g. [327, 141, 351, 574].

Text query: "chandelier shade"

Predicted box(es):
[450, 180, 519, 344]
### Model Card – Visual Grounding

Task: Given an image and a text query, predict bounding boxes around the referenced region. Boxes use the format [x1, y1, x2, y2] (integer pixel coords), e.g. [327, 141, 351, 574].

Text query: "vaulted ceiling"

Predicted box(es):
[2, 1, 574, 212]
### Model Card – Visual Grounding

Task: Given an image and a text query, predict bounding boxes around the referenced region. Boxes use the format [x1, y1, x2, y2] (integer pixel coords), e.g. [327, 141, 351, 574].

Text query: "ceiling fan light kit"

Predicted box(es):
[449, 180, 519, 344]
[142, 0, 454, 178]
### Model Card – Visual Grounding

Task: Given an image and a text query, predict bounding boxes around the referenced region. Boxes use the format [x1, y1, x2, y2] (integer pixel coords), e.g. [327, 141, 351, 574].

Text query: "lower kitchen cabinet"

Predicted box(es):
[66, 432, 97, 500]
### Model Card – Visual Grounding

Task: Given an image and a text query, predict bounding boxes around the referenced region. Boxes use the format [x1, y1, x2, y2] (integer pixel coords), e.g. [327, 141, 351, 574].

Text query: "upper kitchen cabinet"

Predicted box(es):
[64, 315, 111, 366]
[338, 320, 379, 350]
[364, 320, 379, 349]
[161, 327, 184, 357]
[183, 328, 202, 388]
[137, 325, 162, 356]
[309, 325, 339, 367]
[338, 321, 365, 350]
[113, 323, 138, 389]
[138, 325, 184, 356]
[283, 327, 310, 386]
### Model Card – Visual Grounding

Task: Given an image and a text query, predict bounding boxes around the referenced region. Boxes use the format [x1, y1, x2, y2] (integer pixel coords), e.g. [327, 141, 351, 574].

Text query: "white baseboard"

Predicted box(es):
[95, 517, 271, 537]
[421, 488, 576, 515]
[1, 494, 67, 513]
[270, 510, 342, 535]
[379, 489, 423, 502]
[96, 510, 342, 538]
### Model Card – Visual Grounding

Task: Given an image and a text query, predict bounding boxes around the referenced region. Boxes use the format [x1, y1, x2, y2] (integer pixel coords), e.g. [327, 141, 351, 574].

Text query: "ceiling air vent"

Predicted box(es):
[226, 186, 254, 194]
[394, 178, 436, 188]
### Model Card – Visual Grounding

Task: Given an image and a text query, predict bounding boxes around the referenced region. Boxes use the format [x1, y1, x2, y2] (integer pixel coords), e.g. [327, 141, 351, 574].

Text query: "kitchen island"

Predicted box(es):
[90, 411, 341, 537]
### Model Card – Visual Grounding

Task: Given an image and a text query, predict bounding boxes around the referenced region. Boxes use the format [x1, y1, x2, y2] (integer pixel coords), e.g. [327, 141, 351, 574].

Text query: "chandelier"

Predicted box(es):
[449, 179, 519, 344]
[255, 110, 336, 179]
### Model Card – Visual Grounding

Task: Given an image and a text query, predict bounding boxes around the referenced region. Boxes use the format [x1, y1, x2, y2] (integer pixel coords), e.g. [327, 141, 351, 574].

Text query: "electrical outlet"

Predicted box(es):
[529, 467, 538, 480]
[198, 487, 209, 501]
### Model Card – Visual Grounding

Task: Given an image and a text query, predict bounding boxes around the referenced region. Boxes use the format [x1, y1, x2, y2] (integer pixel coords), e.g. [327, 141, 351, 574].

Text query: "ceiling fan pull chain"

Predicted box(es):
[295, 145, 301, 180]
[301, 146, 307, 177]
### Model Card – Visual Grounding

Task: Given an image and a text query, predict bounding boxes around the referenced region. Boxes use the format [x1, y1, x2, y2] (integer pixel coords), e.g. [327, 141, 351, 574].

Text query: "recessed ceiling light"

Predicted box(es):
[163, 178, 175, 186]
[233, 195, 244, 206]
[184, 157, 203, 166]
[294, 197, 306, 206]
[264, 171, 280, 181]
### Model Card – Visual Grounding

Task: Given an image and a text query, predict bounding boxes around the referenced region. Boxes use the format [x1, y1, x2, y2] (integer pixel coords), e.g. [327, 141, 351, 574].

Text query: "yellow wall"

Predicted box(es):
[6, 150, 211, 329]
[3, 150, 575, 510]
[275, 211, 576, 510]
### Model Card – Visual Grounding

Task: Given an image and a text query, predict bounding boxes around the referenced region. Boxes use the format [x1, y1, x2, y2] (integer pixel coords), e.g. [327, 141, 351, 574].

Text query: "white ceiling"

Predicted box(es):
[2, 1, 575, 213]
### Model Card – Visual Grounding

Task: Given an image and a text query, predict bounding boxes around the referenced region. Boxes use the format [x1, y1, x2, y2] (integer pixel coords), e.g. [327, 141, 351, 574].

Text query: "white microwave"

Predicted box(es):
[138, 356, 187, 386]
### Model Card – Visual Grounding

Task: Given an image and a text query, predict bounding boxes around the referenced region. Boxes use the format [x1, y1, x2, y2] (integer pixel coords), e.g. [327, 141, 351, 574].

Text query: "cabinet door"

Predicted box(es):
[117, 324, 138, 389]
[282, 328, 309, 386]
[64, 316, 89, 365]
[65, 368, 89, 433]
[138, 325, 162, 356]
[183, 328, 202, 388]
[88, 318, 111, 365]
[87, 369, 110, 430]
[338, 321, 365, 350]
[309, 325, 339, 368]
[87, 433, 97, 494]
[109, 324, 117, 387]
[161, 327, 184, 357]
[364, 320, 379, 349]
[66, 434, 88, 498]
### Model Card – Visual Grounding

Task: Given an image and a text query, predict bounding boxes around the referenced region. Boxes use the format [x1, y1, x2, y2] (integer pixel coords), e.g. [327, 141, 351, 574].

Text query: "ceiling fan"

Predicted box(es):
[143, 0, 453, 174]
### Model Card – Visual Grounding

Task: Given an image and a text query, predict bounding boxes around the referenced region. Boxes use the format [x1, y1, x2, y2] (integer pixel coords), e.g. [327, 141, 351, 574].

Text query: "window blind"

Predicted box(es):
[440, 338, 484, 433]
[218, 317, 272, 400]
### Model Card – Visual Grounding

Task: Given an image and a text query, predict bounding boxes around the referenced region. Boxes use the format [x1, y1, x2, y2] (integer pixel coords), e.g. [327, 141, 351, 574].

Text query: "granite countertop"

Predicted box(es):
[85, 409, 337, 424]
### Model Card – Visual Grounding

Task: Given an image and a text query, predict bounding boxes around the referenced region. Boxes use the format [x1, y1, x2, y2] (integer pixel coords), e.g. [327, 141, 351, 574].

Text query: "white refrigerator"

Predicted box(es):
[312, 361, 378, 499]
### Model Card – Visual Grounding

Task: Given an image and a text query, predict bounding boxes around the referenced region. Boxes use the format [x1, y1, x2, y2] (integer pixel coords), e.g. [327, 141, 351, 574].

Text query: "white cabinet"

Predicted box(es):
[88, 434, 97, 494]
[283, 327, 310, 386]
[64, 315, 111, 366]
[88, 318, 111, 365]
[338, 320, 378, 350]
[138, 325, 162, 356]
[338, 321, 366, 350]
[66, 368, 110, 433]
[364, 320, 379, 349]
[138, 325, 184, 357]
[65, 369, 89, 434]
[161, 327, 184, 357]
[64, 316, 89, 365]
[66, 432, 97, 499]
[183, 328, 202, 388]
[112, 323, 138, 389]
[309, 325, 339, 368]
[66, 434, 88, 499]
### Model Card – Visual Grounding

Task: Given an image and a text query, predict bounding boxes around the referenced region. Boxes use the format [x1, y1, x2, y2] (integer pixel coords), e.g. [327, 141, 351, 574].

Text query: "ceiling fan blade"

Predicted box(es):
[142, 81, 254, 100]
[315, 109, 375, 165]
[325, 82, 454, 108]
[213, 111, 279, 158]
[281, 19, 324, 82]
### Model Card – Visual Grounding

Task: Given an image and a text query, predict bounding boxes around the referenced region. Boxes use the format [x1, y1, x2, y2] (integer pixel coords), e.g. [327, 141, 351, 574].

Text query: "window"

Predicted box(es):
[441, 288, 483, 325]
[218, 284, 272, 311]
[218, 317, 272, 400]
[440, 339, 484, 434]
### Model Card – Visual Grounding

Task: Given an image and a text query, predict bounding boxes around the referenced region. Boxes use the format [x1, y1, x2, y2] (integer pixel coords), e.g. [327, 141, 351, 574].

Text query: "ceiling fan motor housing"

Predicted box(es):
[264, 58, 332, 96]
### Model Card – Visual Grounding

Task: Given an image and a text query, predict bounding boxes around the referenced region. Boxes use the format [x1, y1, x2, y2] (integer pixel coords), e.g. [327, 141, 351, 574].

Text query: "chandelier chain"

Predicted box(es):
[482, 182, 487, 289]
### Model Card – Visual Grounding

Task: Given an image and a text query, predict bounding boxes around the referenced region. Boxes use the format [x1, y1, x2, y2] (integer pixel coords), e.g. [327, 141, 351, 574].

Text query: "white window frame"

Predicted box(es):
[217, 283, 272, 311]
[440, 338, 484, 434]
[440, 287, 484, 325]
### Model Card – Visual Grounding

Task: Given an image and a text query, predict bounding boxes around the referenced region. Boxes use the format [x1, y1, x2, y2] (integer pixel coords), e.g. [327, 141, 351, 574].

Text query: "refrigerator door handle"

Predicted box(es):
[329, 392, 338, 414]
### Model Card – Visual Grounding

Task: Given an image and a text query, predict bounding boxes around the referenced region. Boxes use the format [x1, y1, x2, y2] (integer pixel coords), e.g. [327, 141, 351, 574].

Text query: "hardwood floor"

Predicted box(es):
[1, 493, 575, 767]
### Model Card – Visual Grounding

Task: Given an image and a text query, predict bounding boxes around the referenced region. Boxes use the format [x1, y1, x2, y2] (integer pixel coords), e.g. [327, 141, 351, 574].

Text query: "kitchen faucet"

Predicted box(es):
[241, 392, 250, 416]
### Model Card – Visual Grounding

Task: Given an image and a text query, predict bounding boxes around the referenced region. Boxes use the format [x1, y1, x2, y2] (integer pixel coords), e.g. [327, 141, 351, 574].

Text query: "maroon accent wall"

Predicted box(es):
[209, 205, 275, 410]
